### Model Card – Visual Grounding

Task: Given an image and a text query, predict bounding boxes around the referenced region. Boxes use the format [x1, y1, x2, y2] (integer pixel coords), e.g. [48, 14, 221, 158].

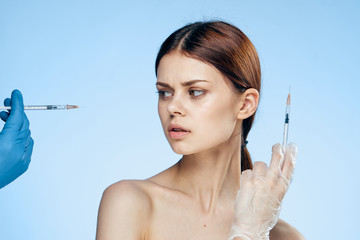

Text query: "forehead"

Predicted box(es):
[156, 52, 227, 86]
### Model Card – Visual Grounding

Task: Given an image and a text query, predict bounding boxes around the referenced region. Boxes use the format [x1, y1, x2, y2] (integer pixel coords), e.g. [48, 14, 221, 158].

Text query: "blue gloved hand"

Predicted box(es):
[0, 89, 34, 189]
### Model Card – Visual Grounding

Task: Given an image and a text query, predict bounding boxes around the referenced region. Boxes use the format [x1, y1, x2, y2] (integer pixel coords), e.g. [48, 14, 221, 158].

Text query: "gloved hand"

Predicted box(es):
[0, 89, 34, 189]
[228, 143, 297, 240]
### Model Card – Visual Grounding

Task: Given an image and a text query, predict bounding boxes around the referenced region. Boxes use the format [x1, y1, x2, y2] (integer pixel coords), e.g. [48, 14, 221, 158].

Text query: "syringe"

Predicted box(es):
[283, 90, 291, 147]
[0, 105, 78, 110]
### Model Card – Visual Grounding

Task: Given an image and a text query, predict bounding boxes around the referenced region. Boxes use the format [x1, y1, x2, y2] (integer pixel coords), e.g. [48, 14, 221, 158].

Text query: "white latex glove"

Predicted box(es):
[228, 143, 297, 240]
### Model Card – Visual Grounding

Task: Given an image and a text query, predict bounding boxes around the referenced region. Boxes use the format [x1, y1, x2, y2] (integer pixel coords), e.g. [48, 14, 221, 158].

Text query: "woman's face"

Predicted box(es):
[156, 52, 242, 155]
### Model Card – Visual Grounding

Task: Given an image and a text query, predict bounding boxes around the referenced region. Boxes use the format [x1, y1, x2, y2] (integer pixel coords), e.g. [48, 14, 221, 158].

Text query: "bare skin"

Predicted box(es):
[96, 179, 304, 239]
[96, 52, 305, 240]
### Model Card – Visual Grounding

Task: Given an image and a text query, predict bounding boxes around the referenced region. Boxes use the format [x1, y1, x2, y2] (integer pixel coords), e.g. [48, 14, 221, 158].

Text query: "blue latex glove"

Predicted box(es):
[0, 89, 34, 189]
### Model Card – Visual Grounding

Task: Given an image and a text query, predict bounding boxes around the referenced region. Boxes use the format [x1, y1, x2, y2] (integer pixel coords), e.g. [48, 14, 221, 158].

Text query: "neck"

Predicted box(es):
[174, 134, 242, 214]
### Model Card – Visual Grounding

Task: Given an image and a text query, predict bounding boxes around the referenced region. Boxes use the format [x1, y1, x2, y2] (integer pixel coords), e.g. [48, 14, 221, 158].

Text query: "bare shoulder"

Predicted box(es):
[102, 179, 152, 203]
[96, 180, 152, 240]
[99, 179, 153, 215]
[270, 218, 306, 240]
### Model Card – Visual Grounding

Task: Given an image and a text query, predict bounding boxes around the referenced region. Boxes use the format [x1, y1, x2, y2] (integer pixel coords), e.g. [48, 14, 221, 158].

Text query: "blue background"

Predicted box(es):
[1, 0, 359, 239]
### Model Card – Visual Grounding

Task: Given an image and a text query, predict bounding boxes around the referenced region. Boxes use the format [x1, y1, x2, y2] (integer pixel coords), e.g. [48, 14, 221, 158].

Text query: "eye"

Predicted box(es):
[156, 90, 172, 99]
[189, 89, 205, 97]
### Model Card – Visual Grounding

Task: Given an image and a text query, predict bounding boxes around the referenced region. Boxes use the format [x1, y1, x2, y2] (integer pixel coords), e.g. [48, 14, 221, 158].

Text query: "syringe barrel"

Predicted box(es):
[23, 105, 66, 110]
[283, 123, 289, 147]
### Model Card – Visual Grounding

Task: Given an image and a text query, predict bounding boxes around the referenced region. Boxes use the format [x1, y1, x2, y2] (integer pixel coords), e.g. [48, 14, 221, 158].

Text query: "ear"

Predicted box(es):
[236, 88, 259, 120]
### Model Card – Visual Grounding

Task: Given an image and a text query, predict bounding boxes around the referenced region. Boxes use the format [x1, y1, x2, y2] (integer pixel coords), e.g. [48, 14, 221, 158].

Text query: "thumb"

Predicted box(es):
[3, 89, 25, 131]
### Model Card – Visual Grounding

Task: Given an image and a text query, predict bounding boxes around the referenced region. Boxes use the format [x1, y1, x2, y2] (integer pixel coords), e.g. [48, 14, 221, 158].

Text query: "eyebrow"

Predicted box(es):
[155, 79, 209, 88]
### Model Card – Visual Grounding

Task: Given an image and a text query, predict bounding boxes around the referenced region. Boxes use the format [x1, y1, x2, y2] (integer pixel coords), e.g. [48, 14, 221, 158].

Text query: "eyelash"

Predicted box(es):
[156, 90, 205, 99]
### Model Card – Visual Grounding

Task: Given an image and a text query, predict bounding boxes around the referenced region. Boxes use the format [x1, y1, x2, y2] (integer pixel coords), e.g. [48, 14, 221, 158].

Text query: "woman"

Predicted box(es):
[96, 21, 304, 240]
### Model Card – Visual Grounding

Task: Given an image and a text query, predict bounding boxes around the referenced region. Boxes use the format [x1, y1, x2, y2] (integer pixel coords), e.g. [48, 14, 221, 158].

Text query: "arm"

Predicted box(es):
[269, 219, 306, 240]
[96, 180, 151, 240]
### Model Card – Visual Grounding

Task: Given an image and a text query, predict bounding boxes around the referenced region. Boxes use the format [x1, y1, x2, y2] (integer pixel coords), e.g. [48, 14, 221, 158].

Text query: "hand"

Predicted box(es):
[228, 143, 297, 240]
[0, 89, 34, 189]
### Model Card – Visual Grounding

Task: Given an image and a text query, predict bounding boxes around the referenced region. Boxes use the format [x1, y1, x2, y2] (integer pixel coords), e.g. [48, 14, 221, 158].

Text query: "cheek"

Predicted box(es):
[194, 97, 237, 141]
[157, 103, 168, 137]
[158, 102, 167, 124]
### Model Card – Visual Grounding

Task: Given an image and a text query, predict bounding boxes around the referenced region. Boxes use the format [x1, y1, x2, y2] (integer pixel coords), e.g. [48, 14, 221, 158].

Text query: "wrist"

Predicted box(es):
[228, 225, 253, 240]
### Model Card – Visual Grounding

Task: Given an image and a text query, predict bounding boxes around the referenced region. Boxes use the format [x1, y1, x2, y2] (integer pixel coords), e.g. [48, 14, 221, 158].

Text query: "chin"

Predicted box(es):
[171, 137, 235, 156]
[169, 141, 214, 156]
[169, 142, 197, 155]
[170, 146, 192, 155]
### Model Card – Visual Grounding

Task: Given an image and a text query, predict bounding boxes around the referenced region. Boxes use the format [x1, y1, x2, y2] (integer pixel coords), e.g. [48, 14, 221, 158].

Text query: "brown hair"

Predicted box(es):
[155, 21, 261, 172]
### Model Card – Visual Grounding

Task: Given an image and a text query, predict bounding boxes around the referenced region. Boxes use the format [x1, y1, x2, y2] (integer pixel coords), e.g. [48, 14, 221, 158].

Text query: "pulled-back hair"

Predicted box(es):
[155, 21, 261, 172]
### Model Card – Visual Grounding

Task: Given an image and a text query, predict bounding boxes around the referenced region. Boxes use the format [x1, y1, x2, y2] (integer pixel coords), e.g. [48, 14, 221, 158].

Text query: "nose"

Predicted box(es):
[167, 94, 186, 116]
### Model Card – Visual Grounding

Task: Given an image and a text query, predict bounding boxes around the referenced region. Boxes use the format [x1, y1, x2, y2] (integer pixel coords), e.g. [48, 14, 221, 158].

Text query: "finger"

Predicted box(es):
[22, 129, 32, 147]
[4, 98, 11, 106]
[269, 143, 285, 173]
[15, 128, 31, 142]
[241, 169, 253, 178]
[252, 161, 268, 176]
[240, 169, 253, 187]
[20, 112, 30, 132]
[3, 98, 12, 121]
[22, 138, 34, 170]
[0, 111, 9, 122]
[282, 142, 298, 181]
[4, 90, 25, 131]
[10, 89, 24, 113]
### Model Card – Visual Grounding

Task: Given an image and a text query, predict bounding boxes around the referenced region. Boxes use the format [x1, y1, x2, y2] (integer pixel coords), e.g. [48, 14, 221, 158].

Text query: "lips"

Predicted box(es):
[168, 124, 190, 133]
[168, 124, 190, 139]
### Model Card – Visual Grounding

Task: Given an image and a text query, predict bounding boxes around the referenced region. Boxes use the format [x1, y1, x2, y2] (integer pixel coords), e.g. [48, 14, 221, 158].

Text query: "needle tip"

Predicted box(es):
[287, 88, 291, 105]
[66, 105, 79, 109]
